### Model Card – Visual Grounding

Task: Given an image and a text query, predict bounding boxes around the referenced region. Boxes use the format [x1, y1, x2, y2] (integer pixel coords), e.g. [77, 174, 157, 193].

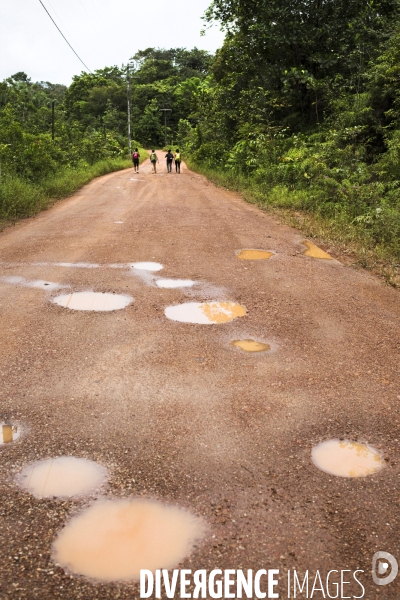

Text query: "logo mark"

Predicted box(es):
[372, 552, 398, 586]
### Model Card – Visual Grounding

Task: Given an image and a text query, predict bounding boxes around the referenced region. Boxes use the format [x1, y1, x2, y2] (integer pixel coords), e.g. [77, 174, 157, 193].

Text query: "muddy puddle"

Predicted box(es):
[52, 291, 133, 312]
[231, 339, 270, 352]
[131, 262, 163, 272]
[237, 250, 274, 260]
[17, 457, 108, 499]
[0, 423, 20, 445]
[302, 241, 333, 260]
[156, 279, 196, 288]
[165, 301, 246, 324]
[52, 499, 204, 582]
[312, 439, 385, 477]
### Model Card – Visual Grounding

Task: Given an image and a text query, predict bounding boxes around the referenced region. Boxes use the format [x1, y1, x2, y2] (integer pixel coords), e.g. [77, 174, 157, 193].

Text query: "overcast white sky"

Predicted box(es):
[1, 0, 224, 85]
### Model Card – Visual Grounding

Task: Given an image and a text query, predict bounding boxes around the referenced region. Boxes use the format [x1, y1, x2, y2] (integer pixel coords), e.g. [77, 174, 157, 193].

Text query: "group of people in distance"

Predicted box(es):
[131, 148, 182, 175]
[150, 149, 182, 174]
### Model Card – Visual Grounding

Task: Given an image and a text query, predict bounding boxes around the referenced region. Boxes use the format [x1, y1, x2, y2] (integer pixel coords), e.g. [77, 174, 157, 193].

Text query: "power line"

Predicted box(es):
[37, 0, 92, 73]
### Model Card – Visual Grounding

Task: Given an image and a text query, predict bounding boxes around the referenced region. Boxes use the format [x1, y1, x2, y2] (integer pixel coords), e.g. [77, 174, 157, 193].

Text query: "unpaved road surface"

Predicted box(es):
[0, 158, 399, 599]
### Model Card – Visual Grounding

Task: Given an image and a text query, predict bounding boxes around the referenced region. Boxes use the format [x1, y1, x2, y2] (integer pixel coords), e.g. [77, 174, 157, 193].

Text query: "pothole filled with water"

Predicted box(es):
[0, 423, 20, 445]
[237, 249, 274, 260]
[165, 302, 246, 324]
[302, 241, 333, 260]
[312, 439, 385, 477]
[156, 279, 196, 288]
[231, 339, 270, 352]
[52, 292, 133, 312]
[52, 499, 204, 582]
[132, 262, 163, 272]
[17, 457, 108, 499]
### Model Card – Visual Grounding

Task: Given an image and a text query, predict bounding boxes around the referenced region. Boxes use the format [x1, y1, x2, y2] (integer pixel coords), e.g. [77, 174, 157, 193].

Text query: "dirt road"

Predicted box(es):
[0, 157, 399, 599]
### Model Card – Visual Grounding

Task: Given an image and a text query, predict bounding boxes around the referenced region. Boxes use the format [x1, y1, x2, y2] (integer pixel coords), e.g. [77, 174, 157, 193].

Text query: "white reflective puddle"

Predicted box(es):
[165, 302, 247, 324]
[52, 499, 204, 582]
[52, 262, 100, 269]
[156, 279, 196, 289]
[53, 292, 133, 312]
[131, 262, 163, 272]
[0, 422, 20, 445]
[17, 457, 108, 499]
[1, 276, 63, 290]
[312, 440, 385, 477]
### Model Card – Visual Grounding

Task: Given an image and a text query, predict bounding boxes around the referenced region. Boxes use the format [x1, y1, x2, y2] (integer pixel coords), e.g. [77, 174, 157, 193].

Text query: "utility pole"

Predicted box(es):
[125, 61, 138, 158]
[160, 108, 172, 147]
[51, 100, 55, 141]
[126, 63, 132, 158]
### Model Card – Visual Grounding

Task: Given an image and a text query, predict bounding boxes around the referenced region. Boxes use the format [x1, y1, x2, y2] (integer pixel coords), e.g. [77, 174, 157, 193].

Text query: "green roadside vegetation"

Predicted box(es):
[0, 158, 131, 224]
[0, 70, 146, 226]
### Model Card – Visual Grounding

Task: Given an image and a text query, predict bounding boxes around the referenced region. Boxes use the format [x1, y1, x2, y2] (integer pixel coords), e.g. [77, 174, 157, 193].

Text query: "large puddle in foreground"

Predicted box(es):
[17, 457, 108, 498]
[302, 241, 333, 260]
[231, 339, 270, 352]
[52, 292, 133, 312]
[165, 302, 246, 324]
[237, 250, 274, 260]
[52, 499, 204, 582]
[0, 423, 20, 444]
[312, 440, 385, 477]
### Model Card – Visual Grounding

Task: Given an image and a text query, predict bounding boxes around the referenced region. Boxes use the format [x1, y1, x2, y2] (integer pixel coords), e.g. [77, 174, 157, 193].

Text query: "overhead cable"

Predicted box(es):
[37, 0, 92, 73]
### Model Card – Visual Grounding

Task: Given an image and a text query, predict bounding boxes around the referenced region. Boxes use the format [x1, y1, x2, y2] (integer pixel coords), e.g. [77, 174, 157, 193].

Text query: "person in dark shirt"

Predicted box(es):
[132, 148, 140, 173]
[165, 150, 174, 173]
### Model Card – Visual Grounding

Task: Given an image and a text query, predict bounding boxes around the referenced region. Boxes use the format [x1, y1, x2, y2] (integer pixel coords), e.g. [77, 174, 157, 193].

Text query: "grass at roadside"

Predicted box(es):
[188, 161, 400, 288]
[0, 157, 134, 228]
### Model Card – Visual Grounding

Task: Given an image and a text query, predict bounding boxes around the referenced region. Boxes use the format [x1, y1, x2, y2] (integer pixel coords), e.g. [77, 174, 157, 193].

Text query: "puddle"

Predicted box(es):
[52, 292, 133, 312]
[237, 250, 274, 260]
[0, 423, 20, 444]
[114, 221, 124, 224]
[52, 499, 204, 582]
[156, 279, 196, 289]
[131, 262, 163, 272]
[1, 276, 63, 290]
[165, 302, 246, 324]
[53, 262, 100, 269]
[17, 457, 108, 498]
[302, 241, 333, 260]
[231, 339, 270, 352]
[311, 440, 385, 477]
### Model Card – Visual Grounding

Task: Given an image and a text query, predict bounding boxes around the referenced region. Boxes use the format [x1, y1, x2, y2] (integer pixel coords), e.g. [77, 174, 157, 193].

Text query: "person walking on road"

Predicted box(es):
[150, 150, 159, 174]
[165, 149, 174, 173]
[132, 148, 140, 173]
[174, 149, 182, 173]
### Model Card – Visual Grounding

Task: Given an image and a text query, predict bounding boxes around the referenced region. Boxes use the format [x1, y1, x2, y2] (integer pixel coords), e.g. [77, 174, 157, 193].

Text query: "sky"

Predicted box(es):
[1, 0, 225, 85]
